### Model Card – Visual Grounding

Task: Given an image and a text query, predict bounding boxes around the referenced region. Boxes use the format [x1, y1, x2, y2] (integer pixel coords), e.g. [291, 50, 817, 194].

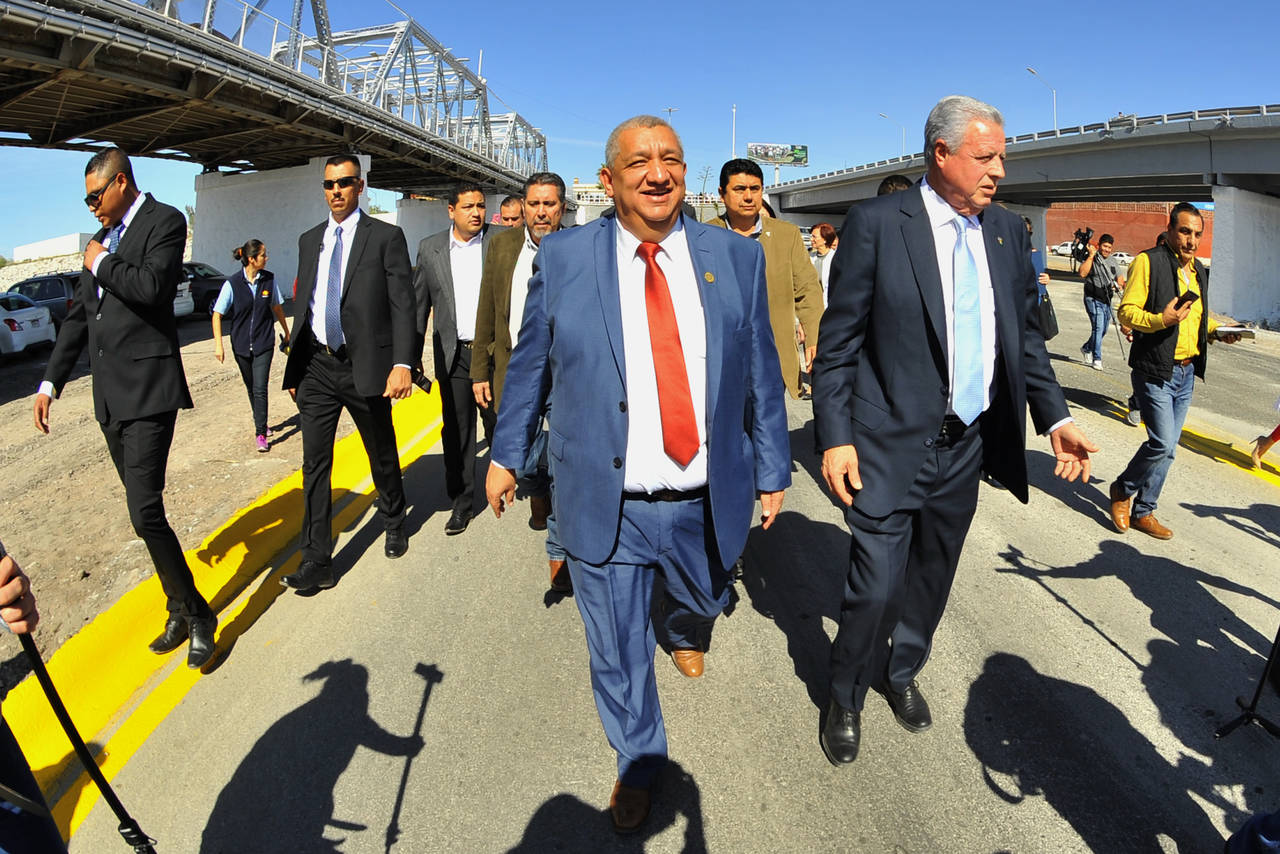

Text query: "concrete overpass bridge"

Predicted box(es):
[0, 0, 549, 280]
[766, 105, 1280, 324]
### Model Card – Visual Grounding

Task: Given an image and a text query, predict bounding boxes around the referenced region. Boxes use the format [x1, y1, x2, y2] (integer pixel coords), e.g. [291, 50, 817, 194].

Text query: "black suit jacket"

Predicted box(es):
[813, 186, 1069, 516]
[43, 193, 193, 423]
[282, 212, 416, 397]
[412, 224, 503, 375]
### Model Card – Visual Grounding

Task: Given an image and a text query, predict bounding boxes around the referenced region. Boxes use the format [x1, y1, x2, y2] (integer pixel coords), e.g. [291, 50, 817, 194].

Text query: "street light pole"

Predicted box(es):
[731, 104, 736, 158]
[1026, 66, 1058, 134]
[878, 112, 905, 157]
[662, 106, 679, 125]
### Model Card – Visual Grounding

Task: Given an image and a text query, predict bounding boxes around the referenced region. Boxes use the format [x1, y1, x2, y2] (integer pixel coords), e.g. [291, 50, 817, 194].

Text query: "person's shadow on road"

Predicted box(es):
[965, 652, 1223, 853]
[504, 760, 706, 854]
[200, 659, 432, 854]
[737, 509, 847, 709]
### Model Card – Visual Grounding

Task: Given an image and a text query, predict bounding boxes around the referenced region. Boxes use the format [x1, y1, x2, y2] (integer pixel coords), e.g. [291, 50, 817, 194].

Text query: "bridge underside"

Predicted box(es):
[0, 0, 531, 195]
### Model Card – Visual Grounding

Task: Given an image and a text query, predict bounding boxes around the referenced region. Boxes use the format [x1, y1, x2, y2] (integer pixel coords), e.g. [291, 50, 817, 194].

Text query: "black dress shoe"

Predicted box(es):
[820, 698, 861, 766]
[280, 559, 336, 591]
[384, 526, 408, 559]
[884, 681, 932, 733]
[149, 616, 189, 654]
[445, 506, 473, 536]
[186, 615, 217, 669]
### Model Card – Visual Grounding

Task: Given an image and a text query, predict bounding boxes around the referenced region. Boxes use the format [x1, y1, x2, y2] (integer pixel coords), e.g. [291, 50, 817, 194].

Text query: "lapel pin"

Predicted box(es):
[997, 236, 1004, 246]
[704, 272, 715, 283]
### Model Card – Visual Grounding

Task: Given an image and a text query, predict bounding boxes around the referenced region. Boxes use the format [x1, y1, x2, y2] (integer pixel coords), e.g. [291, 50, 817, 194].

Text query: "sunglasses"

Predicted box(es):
[84, 173, 121, 207]
[322, 176, 360, 191]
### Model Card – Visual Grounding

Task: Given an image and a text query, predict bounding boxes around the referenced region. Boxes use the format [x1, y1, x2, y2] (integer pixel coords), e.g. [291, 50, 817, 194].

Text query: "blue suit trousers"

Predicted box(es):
[567, 495, 730, 787]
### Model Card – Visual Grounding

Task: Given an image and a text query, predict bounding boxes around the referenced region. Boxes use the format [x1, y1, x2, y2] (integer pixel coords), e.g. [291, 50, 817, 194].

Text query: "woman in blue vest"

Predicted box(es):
[212, 239, 290, 452]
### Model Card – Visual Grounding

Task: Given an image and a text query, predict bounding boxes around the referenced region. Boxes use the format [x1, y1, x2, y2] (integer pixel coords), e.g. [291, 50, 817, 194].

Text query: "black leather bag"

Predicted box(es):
[1037, 293, 1060, 340]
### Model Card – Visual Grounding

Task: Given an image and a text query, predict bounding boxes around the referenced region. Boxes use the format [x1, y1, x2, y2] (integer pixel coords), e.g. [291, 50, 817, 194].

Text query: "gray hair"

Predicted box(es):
[924, 95, 1004, 156]
[604, 115, 682, 171]
[523, 171, 567, 205]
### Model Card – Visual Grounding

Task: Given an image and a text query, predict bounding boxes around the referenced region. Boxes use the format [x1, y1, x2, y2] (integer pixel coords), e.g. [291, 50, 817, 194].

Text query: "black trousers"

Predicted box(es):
[296, 350, 406, 564]
[0, 717, 66, 853]
[100, 411, 211, 620]
[234, 348, 273, 436]
[436, 341, 493, 513]
[828, 421, 983, 710]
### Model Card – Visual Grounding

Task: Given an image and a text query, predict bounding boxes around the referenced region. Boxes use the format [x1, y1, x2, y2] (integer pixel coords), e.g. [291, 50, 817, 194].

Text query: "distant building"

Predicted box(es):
[571, 179, 721, 223]
[15, 233, 93, 262]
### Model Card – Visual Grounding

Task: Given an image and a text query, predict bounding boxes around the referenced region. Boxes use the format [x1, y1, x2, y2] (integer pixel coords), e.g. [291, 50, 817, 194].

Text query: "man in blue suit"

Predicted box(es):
[486, 115, 791, 833]
[814, 96, 1098, 765]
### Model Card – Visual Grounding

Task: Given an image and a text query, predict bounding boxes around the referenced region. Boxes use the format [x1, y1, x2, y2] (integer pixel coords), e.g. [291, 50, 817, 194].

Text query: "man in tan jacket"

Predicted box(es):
[472, 171, 570, 591]
[706, 158, 824, 398]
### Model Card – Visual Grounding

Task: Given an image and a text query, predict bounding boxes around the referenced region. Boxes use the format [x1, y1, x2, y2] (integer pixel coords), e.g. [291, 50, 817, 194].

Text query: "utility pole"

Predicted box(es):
[662, 106, 678, 125]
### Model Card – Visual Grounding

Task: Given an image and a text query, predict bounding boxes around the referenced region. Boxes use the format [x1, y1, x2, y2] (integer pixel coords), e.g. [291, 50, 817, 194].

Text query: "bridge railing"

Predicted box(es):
[137, 0, 546, 178]
[772, 104, 1280, 189]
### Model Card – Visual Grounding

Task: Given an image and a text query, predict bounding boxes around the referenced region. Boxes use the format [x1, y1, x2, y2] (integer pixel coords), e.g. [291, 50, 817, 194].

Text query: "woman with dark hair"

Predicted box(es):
[211, 239, 290, 452]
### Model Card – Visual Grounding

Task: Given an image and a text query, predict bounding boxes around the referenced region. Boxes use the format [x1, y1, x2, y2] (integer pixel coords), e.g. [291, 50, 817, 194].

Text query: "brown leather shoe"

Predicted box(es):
[1108, 481, 1131, 533]
[529, 495, 550, 531]
[1131, 514, 1172, 539]
[609, 780, 650, 834]
[671, 648, 704, 678]
[549, 559, 572, 593]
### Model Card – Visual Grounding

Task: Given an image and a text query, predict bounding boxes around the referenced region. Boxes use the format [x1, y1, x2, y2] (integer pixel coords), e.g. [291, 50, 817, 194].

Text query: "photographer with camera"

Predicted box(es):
[1077, 232, 1125, 370]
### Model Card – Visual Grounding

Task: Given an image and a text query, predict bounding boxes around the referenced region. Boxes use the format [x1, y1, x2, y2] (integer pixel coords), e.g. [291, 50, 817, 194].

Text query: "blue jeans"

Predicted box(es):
[1117, 363, 1195, 518]
[1082, 296, 1111, 361]
[518, 427, 566, 561]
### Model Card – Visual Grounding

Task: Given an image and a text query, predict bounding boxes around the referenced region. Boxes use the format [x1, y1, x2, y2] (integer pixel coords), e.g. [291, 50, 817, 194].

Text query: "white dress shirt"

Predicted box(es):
[309, 208, 362, 348]
[508, 228, 539, 348]
[450, 229, 484, 341]
[919, 178, 997, 418]
[616, 218, 708, 492]
[40, 191, 152, 399]
[90, 189, 148, 290]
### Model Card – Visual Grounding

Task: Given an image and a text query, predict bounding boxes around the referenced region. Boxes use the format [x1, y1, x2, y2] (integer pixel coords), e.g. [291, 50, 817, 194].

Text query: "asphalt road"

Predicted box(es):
[68, 277, 1280, 853]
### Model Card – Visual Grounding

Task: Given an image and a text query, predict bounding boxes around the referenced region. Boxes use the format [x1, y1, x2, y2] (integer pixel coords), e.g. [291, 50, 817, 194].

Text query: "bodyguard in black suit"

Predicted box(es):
[280, 155, 417, 591]
[813, 96, 1098, 764]
[34, 148, 216, 669]
[412, 184, 503, 535]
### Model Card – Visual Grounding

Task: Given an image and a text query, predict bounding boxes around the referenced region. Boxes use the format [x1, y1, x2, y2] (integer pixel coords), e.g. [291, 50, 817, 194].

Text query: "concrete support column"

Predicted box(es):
[193, 155, 370, 300]
[396, 197, 450, 254]
[1001, 203, 1050, 261]
[1211, 185, 1280, 326]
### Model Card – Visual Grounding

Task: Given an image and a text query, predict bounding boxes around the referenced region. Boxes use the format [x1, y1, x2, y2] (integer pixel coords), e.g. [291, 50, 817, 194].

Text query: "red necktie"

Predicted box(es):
[637, 241, 699, 467]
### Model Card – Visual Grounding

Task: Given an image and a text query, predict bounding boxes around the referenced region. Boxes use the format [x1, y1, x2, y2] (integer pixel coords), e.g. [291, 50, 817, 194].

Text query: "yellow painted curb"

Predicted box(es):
[5, 386, 443, 840]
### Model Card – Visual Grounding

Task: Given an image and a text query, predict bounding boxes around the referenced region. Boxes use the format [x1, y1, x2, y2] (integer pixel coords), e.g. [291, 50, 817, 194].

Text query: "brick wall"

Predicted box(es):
[1045, 202, 1214, 258]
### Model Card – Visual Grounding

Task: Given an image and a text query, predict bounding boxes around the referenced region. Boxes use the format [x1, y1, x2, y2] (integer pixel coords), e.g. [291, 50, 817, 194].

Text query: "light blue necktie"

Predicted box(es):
[951, 217, 984, 425]
[107, 225, 121, 253]
[324, 225, 344, 348]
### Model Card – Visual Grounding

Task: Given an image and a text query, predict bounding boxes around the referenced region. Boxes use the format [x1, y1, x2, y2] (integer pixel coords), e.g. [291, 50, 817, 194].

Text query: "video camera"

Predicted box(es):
[1071, 227, 1094, 264]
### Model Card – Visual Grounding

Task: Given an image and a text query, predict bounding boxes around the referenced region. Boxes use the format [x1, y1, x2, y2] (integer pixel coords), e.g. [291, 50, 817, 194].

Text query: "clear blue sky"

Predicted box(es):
[1, 0, 1271, 259]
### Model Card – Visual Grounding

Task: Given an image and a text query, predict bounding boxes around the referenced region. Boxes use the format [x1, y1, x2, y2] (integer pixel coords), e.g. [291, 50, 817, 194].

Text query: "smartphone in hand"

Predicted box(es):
[1174, 291, 1200, 309]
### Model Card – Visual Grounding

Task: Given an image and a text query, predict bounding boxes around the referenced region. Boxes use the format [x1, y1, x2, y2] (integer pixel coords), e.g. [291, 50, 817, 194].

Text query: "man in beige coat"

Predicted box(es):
[472, 171, 570, 591]
[706, 158, 824, 398]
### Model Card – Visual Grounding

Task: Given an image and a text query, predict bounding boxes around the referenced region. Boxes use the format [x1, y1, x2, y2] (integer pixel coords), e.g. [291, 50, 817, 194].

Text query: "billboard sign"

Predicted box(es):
[747, 143, 808, 166]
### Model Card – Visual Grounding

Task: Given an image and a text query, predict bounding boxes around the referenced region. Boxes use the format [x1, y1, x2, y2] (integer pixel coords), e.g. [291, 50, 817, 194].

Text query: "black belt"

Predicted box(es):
[1176, 357, 1194, 366]
[623, 486, 708, 502]
[936, 414, 973, 447]
[317, 342, 348, 361]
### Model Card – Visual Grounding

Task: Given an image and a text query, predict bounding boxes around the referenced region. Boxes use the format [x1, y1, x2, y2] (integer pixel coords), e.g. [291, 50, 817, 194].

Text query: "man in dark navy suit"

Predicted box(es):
[813, 96, 1098, 764]
[35, 147, 216, 669]
[486, 116, 791, 833]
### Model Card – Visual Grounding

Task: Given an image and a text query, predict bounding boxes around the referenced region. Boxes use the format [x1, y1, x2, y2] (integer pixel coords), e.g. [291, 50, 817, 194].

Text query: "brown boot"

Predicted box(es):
[1108, 481, 1131, 533]
[549, 559, 572, 593]
[1131, 514, 1173, 539]
[529, 495, 550, 531]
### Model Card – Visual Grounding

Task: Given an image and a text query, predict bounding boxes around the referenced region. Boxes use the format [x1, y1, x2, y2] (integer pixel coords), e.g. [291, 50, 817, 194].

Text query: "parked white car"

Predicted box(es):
[1052, 241, 1074, 256]
[0, 292, 57, 355]
[1110, 251, 1134, 265]
[173, 280, 195, 318]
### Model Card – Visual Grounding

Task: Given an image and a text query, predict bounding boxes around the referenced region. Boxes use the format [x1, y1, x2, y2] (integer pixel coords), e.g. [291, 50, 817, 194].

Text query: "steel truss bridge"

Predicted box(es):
[0, 0, 548, 194]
